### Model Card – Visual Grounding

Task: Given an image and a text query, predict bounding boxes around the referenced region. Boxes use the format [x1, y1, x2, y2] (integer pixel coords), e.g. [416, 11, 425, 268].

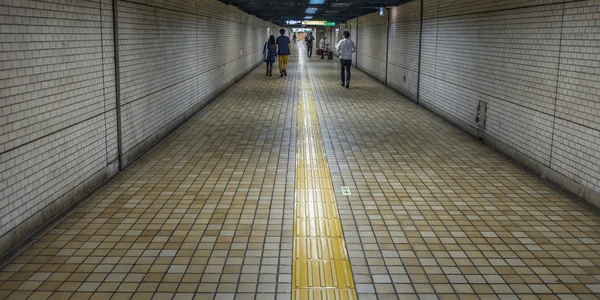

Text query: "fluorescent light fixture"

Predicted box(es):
[304, 15, 313, 19]
[309, 0, 325, 4]
[305, 7, 318, 14]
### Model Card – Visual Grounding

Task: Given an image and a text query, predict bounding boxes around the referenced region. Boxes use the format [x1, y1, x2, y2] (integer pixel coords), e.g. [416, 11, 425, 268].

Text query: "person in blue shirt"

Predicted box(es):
[263, 35, 277, 77]
[275, 29, 291, 77]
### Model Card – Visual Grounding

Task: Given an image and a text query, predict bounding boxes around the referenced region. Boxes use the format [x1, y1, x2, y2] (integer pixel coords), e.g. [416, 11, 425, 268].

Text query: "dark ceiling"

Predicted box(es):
[219, 0, 411, 26]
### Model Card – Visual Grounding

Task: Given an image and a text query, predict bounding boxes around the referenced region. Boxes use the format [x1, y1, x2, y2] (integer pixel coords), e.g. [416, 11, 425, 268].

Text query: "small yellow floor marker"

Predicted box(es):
[293, 60, 357, 299]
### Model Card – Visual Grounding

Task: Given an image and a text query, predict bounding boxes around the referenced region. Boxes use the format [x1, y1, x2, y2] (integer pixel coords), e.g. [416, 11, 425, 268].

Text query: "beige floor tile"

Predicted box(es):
[1, 45, 600, 300]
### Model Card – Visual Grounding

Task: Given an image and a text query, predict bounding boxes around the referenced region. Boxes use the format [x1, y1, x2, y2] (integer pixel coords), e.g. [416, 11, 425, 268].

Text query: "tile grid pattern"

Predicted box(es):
[0, 0, 117, 240]
[363, 0, 600, 204]
[306, 56, 600, 300]
[0, 0, 278, 255]
[117, 0, 269, 162]
[0, 55, 298, 300]
[356, 12, 388, 83]
[292, 53, 357, 300]
[387, 0, 422, 101]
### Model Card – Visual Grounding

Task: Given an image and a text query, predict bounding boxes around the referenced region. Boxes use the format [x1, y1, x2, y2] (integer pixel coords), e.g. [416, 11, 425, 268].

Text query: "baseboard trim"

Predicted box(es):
[0, 160, 119, 266]
[354, 66, 600, 212]
[0, 59, 264, 265]
[420, 100, 600, 212]
[121, 60, 263, 167]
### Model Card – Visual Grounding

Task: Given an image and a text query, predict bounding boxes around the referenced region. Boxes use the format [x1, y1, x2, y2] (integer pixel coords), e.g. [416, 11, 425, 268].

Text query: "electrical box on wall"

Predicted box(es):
[475, 100, 487, 130]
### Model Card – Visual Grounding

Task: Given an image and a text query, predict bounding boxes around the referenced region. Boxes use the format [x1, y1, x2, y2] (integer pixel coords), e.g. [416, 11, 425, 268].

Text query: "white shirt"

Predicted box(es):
[336, 38, 356, 60]
[319, 38, 326, 49]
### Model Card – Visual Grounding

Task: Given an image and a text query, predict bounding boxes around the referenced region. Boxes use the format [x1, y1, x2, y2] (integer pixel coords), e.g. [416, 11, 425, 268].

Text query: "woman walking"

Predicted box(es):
[263, 35, 277, 77]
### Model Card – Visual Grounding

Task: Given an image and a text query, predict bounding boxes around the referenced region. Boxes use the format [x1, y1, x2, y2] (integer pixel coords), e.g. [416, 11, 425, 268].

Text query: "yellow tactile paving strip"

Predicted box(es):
[292, 58, 357, 300]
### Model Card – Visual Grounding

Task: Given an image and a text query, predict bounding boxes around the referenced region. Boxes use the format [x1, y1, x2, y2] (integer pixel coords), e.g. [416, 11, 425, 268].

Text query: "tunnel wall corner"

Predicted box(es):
[355, 0, 600, 210]
[0, 0, 276, 260]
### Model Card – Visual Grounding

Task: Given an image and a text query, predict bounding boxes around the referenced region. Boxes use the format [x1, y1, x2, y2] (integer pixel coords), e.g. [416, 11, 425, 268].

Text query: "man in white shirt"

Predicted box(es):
[335, 31, 356, 88]
[319, 36, 326, 59]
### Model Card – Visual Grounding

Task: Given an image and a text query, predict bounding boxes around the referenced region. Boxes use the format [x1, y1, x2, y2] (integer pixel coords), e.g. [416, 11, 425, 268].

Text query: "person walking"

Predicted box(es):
[276, 29, 291, 77]
[293, 33, 297, 43]
[263, 35, 277, 77]
[335, 31, 356, 88]
[319, 36, 326, 59]
[305, 32, 315, 58]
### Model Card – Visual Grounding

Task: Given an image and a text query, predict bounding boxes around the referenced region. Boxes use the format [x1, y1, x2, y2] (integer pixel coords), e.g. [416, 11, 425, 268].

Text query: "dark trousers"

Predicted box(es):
[307, 45, 313, 58]
[340, 59, 352, 83]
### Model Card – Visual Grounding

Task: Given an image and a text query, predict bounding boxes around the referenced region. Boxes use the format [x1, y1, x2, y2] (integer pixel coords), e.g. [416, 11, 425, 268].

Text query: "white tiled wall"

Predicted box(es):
[346, 19, 358, 66]
[387, 0, 421, 100]
[0, 0, 117, 241]
[0, 0, 273, 253]
[552, 0, 600, 195]
[117, 0, 266, 162]
[356, 0, 600, 206]
[357, 12, 388, 82]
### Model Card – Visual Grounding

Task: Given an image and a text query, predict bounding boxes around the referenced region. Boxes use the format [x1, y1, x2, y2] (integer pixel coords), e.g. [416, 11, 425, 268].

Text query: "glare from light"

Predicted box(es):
[305, 7, 318, 14]
[309, 0, 325, 4]
[304, 15, 313, 19]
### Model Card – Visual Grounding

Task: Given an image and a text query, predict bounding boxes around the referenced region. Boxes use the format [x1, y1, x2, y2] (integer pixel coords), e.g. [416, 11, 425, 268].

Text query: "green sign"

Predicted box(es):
[326, 22, 335, 26]
[341, 187, 351, 195]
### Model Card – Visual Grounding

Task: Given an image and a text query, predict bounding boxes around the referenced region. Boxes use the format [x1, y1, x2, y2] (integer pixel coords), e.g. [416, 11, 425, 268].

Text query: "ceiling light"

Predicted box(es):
[309, 0, 325, 4]
[305, 7, 318, 14]
[304, 15, 313, 19]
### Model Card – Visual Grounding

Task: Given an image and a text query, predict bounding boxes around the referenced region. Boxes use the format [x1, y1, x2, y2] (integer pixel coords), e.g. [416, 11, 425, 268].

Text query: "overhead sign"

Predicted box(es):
[286, 20, 302, 25]
[292, 28, 312, 33]
[302, 20, 327, 26]
[326, 22, 335, 26]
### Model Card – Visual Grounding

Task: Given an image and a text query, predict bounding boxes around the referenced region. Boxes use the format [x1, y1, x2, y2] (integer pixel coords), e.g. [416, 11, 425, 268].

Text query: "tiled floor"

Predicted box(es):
[1, 46, 600, 300]
[292, 56, 357, 299]
[307, 55, 600, 299]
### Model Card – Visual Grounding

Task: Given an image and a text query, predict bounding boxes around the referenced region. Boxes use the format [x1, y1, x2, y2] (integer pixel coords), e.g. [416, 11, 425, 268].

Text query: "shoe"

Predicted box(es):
[269, 73, 272, 77]
[280, 74, 284, 77]
[283, 70, 287, 77]
[345, 82, 350, 88]
[340, 83, 345, 87]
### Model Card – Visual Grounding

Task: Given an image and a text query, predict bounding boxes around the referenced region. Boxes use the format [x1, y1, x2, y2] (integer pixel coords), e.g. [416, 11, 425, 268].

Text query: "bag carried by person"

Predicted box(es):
[316, 49, 322, 56]
[263, 42, 268, 62]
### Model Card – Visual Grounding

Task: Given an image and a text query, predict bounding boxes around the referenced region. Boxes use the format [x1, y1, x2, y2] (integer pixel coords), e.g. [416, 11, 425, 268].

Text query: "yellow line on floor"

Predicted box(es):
[292, 59, 357, 300]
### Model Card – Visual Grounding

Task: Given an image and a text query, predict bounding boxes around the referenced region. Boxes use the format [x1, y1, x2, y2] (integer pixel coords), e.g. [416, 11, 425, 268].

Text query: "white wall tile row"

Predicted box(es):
[0, 0, 275, 252]
[0, 0, 116, 240]
[117, 0, 266, 160]
[357, 12, 388, 82]
[356, 0, 600, 206]
[346, 19, 359, 66]
[553, 0, 600, 195]
[387, 0, 422, 100]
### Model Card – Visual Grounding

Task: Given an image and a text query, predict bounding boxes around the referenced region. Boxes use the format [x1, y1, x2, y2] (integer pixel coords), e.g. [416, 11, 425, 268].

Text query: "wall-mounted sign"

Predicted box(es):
[292, 28, 312, 33]
[286, 20, 302, 25]
[302, 20, 327, 26]
[326, 22, 335, 26]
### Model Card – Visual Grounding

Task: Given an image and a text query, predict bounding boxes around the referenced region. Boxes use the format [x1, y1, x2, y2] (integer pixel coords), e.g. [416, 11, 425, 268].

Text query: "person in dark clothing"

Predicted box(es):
[305, 32, 315, 58]
[276, 29, 291, 77]
[263, 35, 276, 76]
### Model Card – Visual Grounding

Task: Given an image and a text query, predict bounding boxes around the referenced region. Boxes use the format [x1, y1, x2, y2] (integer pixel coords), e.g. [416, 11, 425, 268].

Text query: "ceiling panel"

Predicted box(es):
[218, 0, 412, 26]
